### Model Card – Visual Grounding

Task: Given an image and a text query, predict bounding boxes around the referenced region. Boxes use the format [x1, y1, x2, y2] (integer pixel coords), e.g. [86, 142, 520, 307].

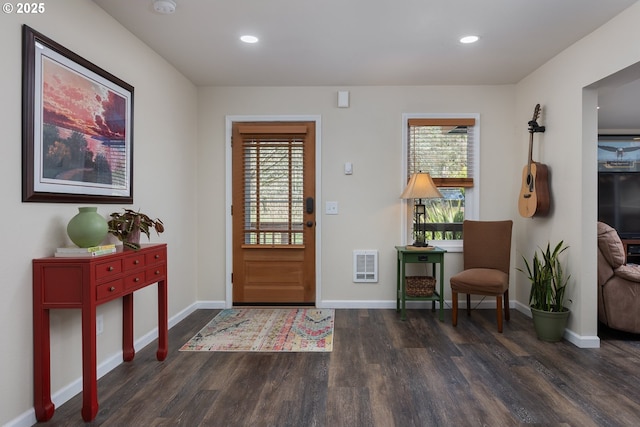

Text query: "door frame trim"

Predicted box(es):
[224, 115, 323, 307]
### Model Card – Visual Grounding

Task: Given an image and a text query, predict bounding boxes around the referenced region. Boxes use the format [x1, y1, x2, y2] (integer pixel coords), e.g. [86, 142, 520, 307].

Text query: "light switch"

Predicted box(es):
[326, 201, 338, 215]
[344, 162, 353, 175]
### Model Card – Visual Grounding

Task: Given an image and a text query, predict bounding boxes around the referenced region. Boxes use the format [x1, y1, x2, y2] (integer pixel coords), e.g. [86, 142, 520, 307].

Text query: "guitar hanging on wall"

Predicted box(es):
[518, 104, 550, 218]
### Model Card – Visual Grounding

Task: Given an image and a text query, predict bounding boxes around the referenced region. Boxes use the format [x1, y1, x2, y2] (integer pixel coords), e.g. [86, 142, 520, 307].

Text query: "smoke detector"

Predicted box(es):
[153, 0, 176, 14]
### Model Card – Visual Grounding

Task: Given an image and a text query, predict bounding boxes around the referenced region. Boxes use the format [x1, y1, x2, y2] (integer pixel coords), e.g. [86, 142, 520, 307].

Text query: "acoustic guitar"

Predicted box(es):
[518, 104, 550, 217]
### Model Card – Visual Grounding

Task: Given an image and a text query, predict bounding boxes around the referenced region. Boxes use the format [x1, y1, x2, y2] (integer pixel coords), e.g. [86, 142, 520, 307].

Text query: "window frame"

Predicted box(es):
[401, 113, 480, 252]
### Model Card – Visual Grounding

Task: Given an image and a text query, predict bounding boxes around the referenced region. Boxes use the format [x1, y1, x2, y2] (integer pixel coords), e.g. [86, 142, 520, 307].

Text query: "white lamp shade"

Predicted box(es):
[400, 173, 443, 199]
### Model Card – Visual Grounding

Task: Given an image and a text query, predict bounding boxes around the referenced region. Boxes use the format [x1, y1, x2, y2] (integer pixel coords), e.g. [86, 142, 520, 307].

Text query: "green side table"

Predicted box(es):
[395, 246, 447, 321]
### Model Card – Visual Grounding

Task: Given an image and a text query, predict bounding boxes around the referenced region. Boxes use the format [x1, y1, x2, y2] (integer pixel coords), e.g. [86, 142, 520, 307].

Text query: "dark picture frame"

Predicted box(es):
[22, 25, 134, 203]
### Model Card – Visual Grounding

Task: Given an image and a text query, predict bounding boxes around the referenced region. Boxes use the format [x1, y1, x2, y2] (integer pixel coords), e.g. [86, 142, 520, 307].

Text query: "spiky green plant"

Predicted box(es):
[424, 198, 464, 223]
[519, 241, 570, 312]
[423, 198, 464, 240]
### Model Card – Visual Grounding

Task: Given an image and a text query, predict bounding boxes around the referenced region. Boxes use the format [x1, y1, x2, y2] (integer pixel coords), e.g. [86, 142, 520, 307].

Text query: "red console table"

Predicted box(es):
[32, 243, 168, 422]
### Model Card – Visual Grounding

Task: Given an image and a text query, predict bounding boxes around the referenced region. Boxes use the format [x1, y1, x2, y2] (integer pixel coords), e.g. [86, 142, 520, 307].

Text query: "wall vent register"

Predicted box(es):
[353, 250, 378, 282]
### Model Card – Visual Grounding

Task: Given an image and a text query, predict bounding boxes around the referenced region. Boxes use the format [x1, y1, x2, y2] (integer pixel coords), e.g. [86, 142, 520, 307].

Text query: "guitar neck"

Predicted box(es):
[527, 132, 534, 168]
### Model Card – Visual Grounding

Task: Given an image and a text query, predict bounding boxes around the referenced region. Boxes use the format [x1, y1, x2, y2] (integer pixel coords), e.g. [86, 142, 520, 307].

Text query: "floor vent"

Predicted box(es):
[353, 250, 378, 283]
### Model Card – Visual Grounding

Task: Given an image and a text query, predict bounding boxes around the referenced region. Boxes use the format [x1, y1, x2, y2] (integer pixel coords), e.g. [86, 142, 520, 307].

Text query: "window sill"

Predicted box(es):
[430, 240, 463, 253]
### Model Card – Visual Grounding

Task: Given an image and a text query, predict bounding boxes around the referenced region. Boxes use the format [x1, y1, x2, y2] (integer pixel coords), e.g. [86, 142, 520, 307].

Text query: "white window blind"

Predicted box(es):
[407, 118, 475, 187]
[238, 125, 308, 245]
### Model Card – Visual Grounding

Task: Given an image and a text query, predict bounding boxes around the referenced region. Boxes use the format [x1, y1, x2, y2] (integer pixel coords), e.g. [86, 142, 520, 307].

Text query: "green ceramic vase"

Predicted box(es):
[66, 207, 108, 248]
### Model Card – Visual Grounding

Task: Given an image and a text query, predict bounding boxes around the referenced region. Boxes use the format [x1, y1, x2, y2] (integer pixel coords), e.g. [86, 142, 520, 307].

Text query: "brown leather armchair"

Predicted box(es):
[597, 221, 640, 334]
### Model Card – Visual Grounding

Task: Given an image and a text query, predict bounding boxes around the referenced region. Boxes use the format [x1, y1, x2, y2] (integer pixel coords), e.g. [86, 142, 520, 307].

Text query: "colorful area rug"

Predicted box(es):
[179, 308, 334, 352]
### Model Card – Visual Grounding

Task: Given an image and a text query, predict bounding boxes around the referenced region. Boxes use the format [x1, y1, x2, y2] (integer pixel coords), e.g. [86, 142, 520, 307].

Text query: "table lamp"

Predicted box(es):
[400, 172, 443, 247]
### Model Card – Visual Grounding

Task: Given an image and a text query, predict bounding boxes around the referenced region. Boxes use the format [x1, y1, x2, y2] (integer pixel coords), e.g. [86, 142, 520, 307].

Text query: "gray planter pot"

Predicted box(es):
[530, 307, 570, 342]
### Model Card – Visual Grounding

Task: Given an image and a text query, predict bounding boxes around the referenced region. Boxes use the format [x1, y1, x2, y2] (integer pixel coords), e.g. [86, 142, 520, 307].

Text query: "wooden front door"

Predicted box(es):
[232, 121, 316, 303]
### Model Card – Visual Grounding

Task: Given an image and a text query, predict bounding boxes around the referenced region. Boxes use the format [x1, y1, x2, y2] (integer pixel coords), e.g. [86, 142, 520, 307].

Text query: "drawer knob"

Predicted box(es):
[134, 259, 140, 264]
[108, 266, 114, 271]
[155, 270, 160, 275]
[109, 286, 116, 292]
[155, 254, 160, 259]
[134, 277, 140, 282]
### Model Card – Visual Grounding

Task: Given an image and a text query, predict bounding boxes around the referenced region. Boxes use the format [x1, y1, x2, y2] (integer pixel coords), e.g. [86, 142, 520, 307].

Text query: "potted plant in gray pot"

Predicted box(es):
[519, 241, 571, 342]
[107, 209, 164, 250]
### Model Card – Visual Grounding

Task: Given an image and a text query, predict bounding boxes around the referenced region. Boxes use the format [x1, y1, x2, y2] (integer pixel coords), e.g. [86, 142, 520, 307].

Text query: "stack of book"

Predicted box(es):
[54, 244, 117, 258]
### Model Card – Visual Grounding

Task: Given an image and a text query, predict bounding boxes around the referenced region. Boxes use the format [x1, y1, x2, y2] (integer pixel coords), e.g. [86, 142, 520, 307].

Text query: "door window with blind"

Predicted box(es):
[240, 131, 305, 246]
[404, 115, 479, 242]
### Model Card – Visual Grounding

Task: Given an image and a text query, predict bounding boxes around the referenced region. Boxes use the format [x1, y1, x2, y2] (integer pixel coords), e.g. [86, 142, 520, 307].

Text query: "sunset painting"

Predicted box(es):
[23, 25, 133, 203]
[40, 56, 128, 188]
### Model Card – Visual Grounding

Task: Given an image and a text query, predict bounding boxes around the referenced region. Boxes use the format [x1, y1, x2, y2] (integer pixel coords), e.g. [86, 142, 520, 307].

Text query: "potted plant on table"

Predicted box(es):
[107, 209, 164, 250]
[519, 241, 571, 342]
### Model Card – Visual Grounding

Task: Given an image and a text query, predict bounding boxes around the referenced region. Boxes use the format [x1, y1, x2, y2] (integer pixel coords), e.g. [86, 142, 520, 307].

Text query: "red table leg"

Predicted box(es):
[81, 304, 99, 422]
[122, 294, 135, 361]
[157, 279, 168, 361]
[33, 305, 55, 422]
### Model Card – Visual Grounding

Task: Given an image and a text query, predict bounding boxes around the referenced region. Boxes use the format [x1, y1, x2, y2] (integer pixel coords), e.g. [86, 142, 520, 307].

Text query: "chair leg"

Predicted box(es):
[496, 295, 503, 333]
[466, 294, 471, 316]
[452, 291, 458, 327]
[504, 289, 510, 321]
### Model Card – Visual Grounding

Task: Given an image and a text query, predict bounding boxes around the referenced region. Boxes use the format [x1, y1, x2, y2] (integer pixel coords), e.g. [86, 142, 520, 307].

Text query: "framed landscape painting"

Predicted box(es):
[22, 25, 134, 203]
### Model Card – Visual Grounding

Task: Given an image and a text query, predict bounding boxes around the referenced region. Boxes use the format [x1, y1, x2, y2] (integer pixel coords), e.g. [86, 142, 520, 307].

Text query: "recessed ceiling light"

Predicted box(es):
[240, 35, 259, 44]
[460, 35, 479, 44]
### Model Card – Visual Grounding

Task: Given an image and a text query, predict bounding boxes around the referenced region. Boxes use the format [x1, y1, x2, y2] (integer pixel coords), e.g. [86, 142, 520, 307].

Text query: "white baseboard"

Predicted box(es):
[193, 300, 227, 309]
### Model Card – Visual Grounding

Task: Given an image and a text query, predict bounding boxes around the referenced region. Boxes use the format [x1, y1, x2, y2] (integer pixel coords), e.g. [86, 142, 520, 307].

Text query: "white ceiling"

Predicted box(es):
[93, 0, 640, 129]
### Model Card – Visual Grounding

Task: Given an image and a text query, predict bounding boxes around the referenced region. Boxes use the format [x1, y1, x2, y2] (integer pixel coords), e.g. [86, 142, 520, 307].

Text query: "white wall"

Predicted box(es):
[197, 86, 518, 305]
[0, 1, 198, 425]
[514, 1, 640, 343]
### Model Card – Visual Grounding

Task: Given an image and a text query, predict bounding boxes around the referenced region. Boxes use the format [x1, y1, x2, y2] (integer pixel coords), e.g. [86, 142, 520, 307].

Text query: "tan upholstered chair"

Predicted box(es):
[450, 220, 513, 333]
[597, 221, 640, 334]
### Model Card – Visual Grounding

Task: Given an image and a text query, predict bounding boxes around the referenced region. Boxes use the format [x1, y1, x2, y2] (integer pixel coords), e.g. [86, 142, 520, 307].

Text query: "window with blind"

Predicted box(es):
[240, 131, 305, 245]
[405, 116, 479, 241]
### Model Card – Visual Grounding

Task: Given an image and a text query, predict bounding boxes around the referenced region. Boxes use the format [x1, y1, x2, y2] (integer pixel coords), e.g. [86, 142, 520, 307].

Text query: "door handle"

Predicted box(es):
[306, 197, 314, 214]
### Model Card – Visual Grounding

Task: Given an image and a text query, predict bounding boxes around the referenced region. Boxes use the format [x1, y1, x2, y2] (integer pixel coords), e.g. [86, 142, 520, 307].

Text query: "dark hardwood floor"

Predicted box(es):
[39, 308, 640, 426]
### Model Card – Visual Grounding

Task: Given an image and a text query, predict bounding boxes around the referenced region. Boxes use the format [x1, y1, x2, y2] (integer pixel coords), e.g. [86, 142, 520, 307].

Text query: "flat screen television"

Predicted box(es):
[598, 172, 640, 239]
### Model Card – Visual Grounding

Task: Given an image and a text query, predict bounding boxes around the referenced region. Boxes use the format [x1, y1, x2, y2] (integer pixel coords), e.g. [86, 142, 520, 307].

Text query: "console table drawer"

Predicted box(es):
[123, 272, 146, 291]
[123, 254, 145, 271]
[96, 279, 124, 302]
[146, 264, 166, 282]
[403, 252, 441, 263]
[146, 248, 166, 265]
[95, 259, 123, 280]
